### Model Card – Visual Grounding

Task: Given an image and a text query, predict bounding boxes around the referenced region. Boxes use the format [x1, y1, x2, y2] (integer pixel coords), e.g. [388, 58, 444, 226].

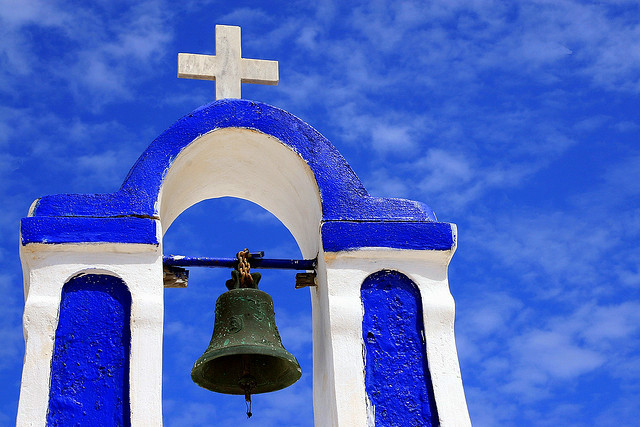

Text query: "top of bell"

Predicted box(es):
[226, 269, 262, 290]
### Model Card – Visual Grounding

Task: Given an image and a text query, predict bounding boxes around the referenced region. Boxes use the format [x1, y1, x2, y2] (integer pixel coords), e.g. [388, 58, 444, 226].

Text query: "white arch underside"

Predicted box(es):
[157, 128, 323, 258]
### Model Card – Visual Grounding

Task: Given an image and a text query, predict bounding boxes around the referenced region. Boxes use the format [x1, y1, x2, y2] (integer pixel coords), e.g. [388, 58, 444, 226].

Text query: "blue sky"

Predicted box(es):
[1, 0, 639, 425]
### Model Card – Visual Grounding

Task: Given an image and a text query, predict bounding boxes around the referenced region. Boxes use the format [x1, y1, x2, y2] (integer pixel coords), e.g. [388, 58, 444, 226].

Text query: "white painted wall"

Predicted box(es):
[18, 240, 164, 426]
[317, 245, 470, 427]
[158, 128, 322, 258]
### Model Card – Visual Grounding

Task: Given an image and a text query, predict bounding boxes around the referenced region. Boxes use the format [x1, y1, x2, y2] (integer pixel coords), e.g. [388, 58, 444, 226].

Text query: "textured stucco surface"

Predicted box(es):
[362, 270, 439, 426]
[322, 221, 455, 252]
[47, 274, 131, 426]
[18, 245, 164, 426]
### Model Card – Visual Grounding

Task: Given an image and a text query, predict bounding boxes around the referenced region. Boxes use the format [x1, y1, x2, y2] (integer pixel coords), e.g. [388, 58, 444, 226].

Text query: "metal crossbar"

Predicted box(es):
[163, 255, 316, 271]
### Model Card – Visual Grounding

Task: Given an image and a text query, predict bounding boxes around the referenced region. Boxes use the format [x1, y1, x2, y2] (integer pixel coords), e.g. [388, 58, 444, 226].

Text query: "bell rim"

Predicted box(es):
[191, 344, 302, 395]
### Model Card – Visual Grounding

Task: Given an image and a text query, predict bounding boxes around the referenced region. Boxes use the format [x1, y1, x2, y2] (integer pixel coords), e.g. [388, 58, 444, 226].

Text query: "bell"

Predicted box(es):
[191, 269, 302, 410]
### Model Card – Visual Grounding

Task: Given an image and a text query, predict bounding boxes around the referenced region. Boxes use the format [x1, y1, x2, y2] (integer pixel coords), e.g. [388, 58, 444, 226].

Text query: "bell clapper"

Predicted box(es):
[244, 392, 252, 418]
[239, 374, 256, 418]
[240, 355, 257, 418]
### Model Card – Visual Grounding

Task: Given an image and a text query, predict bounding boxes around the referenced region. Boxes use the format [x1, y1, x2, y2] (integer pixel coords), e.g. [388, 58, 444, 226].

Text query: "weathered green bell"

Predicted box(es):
[191, 270, 302, 404]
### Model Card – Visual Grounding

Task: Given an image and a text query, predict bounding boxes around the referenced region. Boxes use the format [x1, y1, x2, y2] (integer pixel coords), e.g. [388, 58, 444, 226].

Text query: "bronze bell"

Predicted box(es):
[191, 268, 302, 414]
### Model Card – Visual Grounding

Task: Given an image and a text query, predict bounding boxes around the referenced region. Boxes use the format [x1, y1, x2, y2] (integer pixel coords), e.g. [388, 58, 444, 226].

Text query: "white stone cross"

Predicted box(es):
[178, 25, 279, 100]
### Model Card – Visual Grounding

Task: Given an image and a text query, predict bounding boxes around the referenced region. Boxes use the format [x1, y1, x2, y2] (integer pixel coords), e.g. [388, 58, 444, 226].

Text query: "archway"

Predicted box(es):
[157, 127, 323, 257]
[161, 197, 313, 426]
[151, 119, 323, 426]
[19, 99, 467, 426]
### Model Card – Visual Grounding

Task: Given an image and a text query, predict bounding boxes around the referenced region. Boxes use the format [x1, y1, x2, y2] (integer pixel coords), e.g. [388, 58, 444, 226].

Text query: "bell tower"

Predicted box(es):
[17, 25, 470, 426]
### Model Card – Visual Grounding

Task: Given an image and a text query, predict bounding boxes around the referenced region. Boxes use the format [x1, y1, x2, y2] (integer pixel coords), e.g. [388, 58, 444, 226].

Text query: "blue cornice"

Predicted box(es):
[21, 99, 452, 249]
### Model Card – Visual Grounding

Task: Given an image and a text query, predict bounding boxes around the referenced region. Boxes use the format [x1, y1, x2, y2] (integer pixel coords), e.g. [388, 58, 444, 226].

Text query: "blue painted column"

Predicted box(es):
[47, 274, 132, 426]
[362, 270, 439, 426]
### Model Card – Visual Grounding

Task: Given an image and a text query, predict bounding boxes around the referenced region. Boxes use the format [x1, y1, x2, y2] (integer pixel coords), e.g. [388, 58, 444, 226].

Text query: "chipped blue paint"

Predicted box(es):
[21, 99, 453, 248]
[362, 270, 439, 426]
[21, 217, 158, 245]
[47, 274, 131, 426]
[321, 221, 455, 252]
[32, 100, 434, 222]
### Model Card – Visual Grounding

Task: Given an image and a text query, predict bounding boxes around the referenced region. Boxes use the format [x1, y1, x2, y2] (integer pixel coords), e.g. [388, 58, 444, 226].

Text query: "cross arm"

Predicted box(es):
[177, 53, 219, 80]
[241, 59, 279, 85]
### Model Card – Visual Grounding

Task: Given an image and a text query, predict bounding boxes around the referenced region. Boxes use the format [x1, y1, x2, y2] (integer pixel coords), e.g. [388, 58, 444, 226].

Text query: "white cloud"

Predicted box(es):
[234, 202, 282, 226]
[74, 150, 130, 190]
[464, 147, 640, 296]
[163, 400, 221, 427]
[68, 2, 172, 104]
[0, 26, 32, 78]
[614, 120, 640, 133]
[455, 143, 640, 423]
[460, 298, 640, 423]
[513, 330, 605, 380]
[371, 123, 415, 153]
[3, 1, 639, 425]
[456, 292, 525, 367]
[0, 0, 69, 27]
[272, 311, 312, 354]
[218, 8, 273, 27]
[0, 273, 24, 370]
[581, 302, 640, 344]
[593, 393, 640, 427]
[418, 149, 474, 192]
[0, 1, 173, 106]
[295, 26, 320, 50]
[364, 169, 410, 199]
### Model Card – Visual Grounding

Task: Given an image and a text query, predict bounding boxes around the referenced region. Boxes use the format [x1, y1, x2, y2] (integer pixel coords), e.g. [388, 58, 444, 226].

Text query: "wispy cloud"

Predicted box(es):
[0, 0, 173, 107]
[456, 148, 640, 424]
[245, 1, 639, 219]
[218, 7, 273, 27]
[2, 1, 639, 425]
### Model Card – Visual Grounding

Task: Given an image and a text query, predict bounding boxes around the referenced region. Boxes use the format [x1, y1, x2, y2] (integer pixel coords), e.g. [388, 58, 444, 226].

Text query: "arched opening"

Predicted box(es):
[155, 126, 320, 425]
[157, 127, 323, 258]
[161, 197, 314, 427]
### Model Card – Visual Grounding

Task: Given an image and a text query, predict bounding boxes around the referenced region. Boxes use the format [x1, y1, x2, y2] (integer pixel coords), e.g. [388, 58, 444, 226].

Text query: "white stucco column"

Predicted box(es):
[312, 242, 471, 427]
[17, 239, 164, 426]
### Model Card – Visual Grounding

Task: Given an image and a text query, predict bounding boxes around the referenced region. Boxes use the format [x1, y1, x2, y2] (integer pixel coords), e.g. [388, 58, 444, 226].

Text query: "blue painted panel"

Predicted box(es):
[322, 221, 455, 252]
[47, 274, 131, 426]
[21, 217, 158, 245]
[362, 270, 438, 426]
